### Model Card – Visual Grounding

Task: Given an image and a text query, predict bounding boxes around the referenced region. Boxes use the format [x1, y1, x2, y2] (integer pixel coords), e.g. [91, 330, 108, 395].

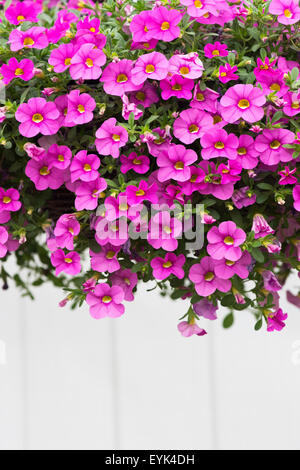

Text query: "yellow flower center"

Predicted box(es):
[237, 147, 247, 155]
[85, 58, 94, 67]
[163, 261, 173, 268]
[204, 272, 214, 281]
[172, 84, 182, 91]
[64, 58, 71, 66]
[3, 196, 11, 204]
[112, 134, 121, 142]
[196, 92, 204, 101]
[17, 15, 25, 22]
[119, 203, 128, 211]
[188, 124, 199, 133]
[190, 175, 197, 183]
[214, 141, 225, 149]
[116, 73, 128, 83]
[213, 114, 222, 124]
[163, 226, 172, 234]
[270, 83, 280, 92]
[23, 37, 34, 46]
[77, 104, 85, 113]
[220, 72, 227, 77]
[135, 189, 145, 197]
[224, 236, 234, 245]
[238, 99, 250, 109]
[15, 68, 24, 76]
[161, 21, 170, 31]
[32, 113, 44, 123]
[225, 260, 235, 266]
[92, 190, 99, 198]
[69, 228, 74, 234]
[212, 50, 220, 56]
[284, 8, 292, 18]
[291, 101, 299, 109]
[135, 91, 145, 101]
[175, 161, 184, 170]
[39, 166, 50, 176]
[180, 66, 190, 75]
[84, 163, 92, 172]
[64, 257, 73, 264]
[90, 27, 96, 32]
[194, 0, 203, 7]
[270, 140, 281, 150]
[145, 64, 155, 74]
[106, 251, 116, 259]
[203, 12, 210, 18]
[58, 154, 65, 162]
[133, 158, 142, 165]
[102, 295, 112, 304]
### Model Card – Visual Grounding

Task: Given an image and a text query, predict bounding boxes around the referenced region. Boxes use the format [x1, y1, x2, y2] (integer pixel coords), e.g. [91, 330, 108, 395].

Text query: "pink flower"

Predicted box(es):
[204, 41, 228, 58]
[218, 63, 239, 83]
[70, 150, 100, 182]
[269, 0, 300, 25]
[51, 249, 81, 276]
[168, 53, 204, 79]
[147, 6, 181, 42]
[54, 214, 80, 250]
[131, 52, 169, 85]
[95, 118, 128, 158]
[177, 321, 207, 338]
[173, 108, 213, 144]
[129, 10, 153, 42]
[193, 299, 218, 320]
[157, 144, 197, 182]
[100, 59, 140, 97]
[190, 85, 219, 113]
[121, 94, 143, 121]
[15, 97, 60, 138]
[181, 166, 206, 196]
[0, 57, 34, 85]
[86, 283, 125, 319]
[253, 57, 277, 80]
[0, 188, 21, 212]
[278, 166, 297, 185]
[90, 245, 121, 273]
[189, 256, 231, 296]
[160, 74, 194, 100]
[257, 70, 288, 97]
[66, 89, 96, 125]
[125, 181, 158, 205]
[179, 0, 218, 18]
[232, 187, 256, 209]
[70, 43, 106, 80]
[207, 221, 246, 261]
[0, 226, 9, 258]
[120, 152, 150, 174]
[25, 155, 65, 191]
[235, 134, 259, 169]
[252, 214, 275, 239]
[220, 84, 266, 123]
[147, 211, 182, 251]
[5, 1, 42, 25]
[214, 251, 252, 279]
[74, 177, 107, 211]
[293, 185, 300, 211]
[267, 309, 288, 332]
[24, 143, 45, 160]
[129, 83, 159, 108]
[283, 91, 300, 116]
[49, 43, 79, 73]
[254, 128, 294, 165]
[47, 144, 72, 170]
[200, 129, 239, 160]
[197, 161, 235, 200]
[110, 269, 138, 302]
[262, 270, 282, 292]
[151, 253, 185, 280]
[9, 26, 49, 51]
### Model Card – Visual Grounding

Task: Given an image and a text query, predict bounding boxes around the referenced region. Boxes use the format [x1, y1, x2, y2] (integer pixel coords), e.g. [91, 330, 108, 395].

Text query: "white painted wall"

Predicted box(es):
[1, 269, 300, 450]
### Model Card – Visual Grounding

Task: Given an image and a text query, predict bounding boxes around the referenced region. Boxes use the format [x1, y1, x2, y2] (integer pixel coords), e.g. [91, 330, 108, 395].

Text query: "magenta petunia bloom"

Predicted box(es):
[47, 144, 72, 170]
[235, 134, 259, 169]
[278, 166, 297, 185]
[15, 97, 60, 138]
[207, 221, 246, 261]
[283, 91, 300, 116]
[269, 0, 300, 25]
[95, 118, 128, 159]
[0, 226, 9, 259]
[104, 194, 132, 222]
[151, 253, 185, 280]
[204, 41, 228, 58]
[220, 84, 266, 123]
[125, 181, 158, 205]
[0, 188, 21, 212]
[94, 216, 129, 247]
[214, 251, 252, 280]
[157, 144, 197, 182]
[189, 256, 231, 297]
[160, 74, 194, 100]
[147, 6, 182, 42]
[100, 59, 141, 97]
[51, 249, 81, 276]
[190, 85, 219, 113]
[193, 299, 218, 320]
[179, 0, 219, 18]
[49, 43, 79, 73]
[129, 10, 153, 42]
[70, 150, 100, 183]
[200, 129, 239, 160]
[0, 57, 35, 85]
[70, 43, 106, 80]
[232, 187, 256, 209]
[54, 214, 80, 250]
[293, 186, 300, 211]
[173, 108, 213, 144]
[9, 26, 49, 51]
[25, 156, 65, 191]
[257, 69, 288, 97]
[147, 211, 182, 252]
[218, 63, 239, 83]
[90, 245, 121, 274]
[262, 270, 282, 292]
[110, 269, 138, 302]
[251, 214, 275, 239]
[120, 152, 150, 174]
[131, 52, 169, 85]
[129, 83, 159, 109]
[168, 53, 204, 79]
[86, 283, 125, 319]
[5, 1, 42, 25]
[254, 128, 294, 165]
[181, 166, 206, 196]
[177, 321, 207, 338]
[65, 90, 96, 125]
[267, 309, 288, 332]
[74, 177, 107, 211]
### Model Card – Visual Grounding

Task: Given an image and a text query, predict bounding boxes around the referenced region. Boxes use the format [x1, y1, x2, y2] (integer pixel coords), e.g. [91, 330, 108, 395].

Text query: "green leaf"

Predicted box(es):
[255, 319, 263, 331]
[251, 248, 264, 263]
[223, 313, 234, 329]
[221, 294, 235, 307]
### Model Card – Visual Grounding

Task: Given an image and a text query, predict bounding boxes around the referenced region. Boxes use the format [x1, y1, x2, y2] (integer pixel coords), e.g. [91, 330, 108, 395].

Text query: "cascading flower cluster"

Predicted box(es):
[0, 0, 299, 336]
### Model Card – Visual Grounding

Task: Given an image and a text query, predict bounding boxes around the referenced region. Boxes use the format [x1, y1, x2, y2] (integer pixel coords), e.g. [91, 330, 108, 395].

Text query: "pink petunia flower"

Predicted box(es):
[168, 53, 204, 79]
[278, 166, 297, 185]
[157, 144, 198, 182]
[0, 57, 35, 85]
[90, 245, 121, 274]
[86, 283, 125, 319]
[160, 74, 194, 100]
[69, 43, 106, 80]
[100, 59, 141, 97]
[190, 85, 219, 113]
[25, 155, 65, 191]
[129, 10, 153, 43]
[147, 211, 182, 252]
[218, 63, 239, 83]
[54, 214, 81, 250]
[0, 226, 9, 258]
[129, 83, 159, 108]
[214, 251, 252, 279]
[283, 91, 300, 116]
[173, 108, 213, 144]
[70, 150, 100, 183]
[15, 97, 60, 138]
[269, 0, 300, 25]
[131, 51, 169, 85]
[207, 221, 246, 261]
[51, 249, 81, 276]
[251, 214, 275, 239]
[197, 161, 235, 201]
[74, 177, 107, 211]
[293, 185, 300, 211]
[5, 1, 42, 25]
[204, 41, 228, 58]
[193, 299, 218, 320]
[47, 144, 72, 170]
[232, 187, 256, 209]
[220, 84, 266, 123]
[65, 89, 96, 125]
[121, 94, 143, 121]
[0, 188, 21, 212]
[200, 129, 239, 160]
[9, 26, 49, 51]
[95, 118, 128, 159]
[49, 43, 79, 73]
[151, 253, 185, 280]
[189, 256, 231, 296]
[110, 269, 138, 302]
[177, 321, 207, 338]
[257, 69, 288, 97]
[147, 6, 182, 42]
[262, 270, 282, 292]
[120, 152, 150, 174]
[125, 181, 158, 205]
[254, 128, 294, 165]
[179, 0, 219, 18]
[181, 166, 206, 196]
[24, 142, 45, 160]
[235, 134, 259, 169]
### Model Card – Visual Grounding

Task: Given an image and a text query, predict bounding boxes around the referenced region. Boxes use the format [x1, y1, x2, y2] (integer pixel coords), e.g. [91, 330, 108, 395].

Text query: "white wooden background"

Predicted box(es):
[1, 266, 300, 450]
